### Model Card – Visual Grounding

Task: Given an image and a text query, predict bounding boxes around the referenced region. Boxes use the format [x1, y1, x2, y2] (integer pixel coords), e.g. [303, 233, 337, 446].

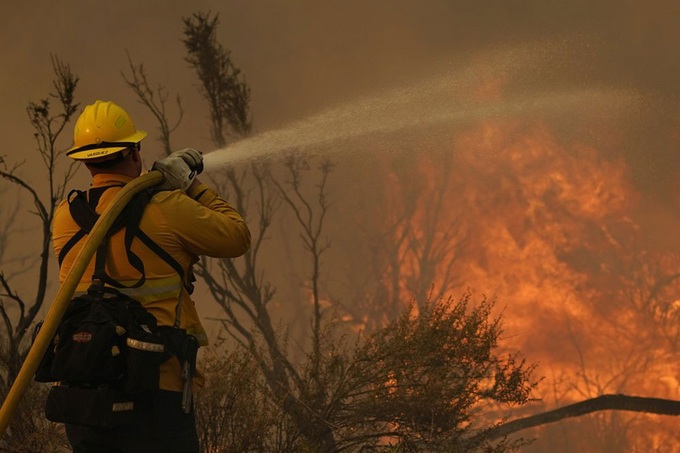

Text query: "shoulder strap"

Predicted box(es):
[122, 190, 191, 292]
[91, 191, 149, 289]
[59, 186, 119, 266]
[60, 186, 190, 292]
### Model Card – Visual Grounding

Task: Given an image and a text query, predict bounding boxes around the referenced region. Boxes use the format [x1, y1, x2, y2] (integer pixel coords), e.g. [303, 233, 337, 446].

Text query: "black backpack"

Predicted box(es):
[35, 285, 168, 394]
[35, 186, 195, 427]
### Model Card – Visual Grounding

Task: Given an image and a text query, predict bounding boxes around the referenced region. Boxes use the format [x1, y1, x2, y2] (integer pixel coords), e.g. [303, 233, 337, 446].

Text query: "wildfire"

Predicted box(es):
[376, 115, 679, 449]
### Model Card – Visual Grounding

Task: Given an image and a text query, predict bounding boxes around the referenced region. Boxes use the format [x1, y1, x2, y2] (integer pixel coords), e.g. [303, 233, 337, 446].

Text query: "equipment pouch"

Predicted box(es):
[44, 385, 135, 428]
[49, 299, 124, 384]
[124, 324, 169, 395]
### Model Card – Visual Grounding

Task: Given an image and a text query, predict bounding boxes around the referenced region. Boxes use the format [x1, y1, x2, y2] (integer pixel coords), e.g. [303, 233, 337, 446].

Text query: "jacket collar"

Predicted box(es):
[91, 173, 135, 188]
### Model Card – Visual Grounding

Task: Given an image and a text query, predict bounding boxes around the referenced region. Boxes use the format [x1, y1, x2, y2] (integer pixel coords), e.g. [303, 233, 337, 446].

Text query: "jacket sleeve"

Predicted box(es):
[160, 182, 251, 258]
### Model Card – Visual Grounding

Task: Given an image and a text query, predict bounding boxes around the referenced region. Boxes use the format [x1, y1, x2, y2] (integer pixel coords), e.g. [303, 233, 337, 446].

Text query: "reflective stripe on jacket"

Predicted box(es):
[52, 173, 251, 391]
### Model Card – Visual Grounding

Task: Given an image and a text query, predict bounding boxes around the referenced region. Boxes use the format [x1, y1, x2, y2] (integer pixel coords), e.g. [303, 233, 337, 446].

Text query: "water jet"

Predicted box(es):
[201, 45, 636, 172]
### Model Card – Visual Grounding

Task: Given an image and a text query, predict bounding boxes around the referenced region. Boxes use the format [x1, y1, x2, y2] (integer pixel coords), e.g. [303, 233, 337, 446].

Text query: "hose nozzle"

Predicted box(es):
[188, 152, 204, 179]
[193, 158, 204, 175]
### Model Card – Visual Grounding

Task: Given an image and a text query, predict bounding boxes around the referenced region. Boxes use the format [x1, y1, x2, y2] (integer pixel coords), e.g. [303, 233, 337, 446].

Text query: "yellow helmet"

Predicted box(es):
[67, 100, 147, 160]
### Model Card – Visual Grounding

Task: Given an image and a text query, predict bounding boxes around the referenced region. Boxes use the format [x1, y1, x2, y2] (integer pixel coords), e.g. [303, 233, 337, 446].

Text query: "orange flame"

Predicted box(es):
[376, 116, 679, 448]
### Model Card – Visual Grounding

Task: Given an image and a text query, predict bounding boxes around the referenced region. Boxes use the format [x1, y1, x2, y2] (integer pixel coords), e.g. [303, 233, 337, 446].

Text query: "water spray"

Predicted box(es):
[198, 42, 637, 172]
[201, 85, 635, 173]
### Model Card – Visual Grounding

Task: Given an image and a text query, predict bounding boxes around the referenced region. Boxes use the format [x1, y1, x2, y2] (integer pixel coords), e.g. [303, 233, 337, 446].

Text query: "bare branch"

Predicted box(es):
[122, 51, 184, 156]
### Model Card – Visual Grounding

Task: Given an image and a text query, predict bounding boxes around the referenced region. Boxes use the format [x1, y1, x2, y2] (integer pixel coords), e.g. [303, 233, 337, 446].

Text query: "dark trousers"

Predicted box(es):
[65, 390, 199, 453]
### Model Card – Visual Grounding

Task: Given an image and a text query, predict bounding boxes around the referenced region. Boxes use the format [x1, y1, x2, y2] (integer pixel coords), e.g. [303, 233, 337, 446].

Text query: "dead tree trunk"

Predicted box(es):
[481, 394, 680, 442]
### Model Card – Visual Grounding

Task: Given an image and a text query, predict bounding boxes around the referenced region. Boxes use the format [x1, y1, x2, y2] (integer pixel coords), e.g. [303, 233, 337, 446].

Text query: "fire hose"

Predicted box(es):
[0, 170, 164, 439]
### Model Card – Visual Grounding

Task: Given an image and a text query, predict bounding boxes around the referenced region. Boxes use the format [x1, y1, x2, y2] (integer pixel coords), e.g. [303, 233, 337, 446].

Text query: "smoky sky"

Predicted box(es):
[2, 1, 680, 198]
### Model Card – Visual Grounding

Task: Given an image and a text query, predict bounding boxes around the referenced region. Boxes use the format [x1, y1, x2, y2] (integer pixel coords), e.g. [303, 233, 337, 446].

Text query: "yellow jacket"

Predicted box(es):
[52, 173, 251, 391]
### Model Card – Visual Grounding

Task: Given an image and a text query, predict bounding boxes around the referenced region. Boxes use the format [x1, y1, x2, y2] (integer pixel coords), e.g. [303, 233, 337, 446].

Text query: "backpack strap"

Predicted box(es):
[58, 186, 119, 267]
[135, 228, 194, 293]
[91, 191, 150, 289]
[60, 186, 191, 295]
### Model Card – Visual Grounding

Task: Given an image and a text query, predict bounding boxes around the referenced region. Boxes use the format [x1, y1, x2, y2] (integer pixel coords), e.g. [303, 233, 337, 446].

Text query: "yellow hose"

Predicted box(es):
[0, 170, 164, 438]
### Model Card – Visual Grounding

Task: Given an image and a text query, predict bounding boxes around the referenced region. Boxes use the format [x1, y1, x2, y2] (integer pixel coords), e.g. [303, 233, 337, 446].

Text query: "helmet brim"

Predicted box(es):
[67, 130, 147, 160]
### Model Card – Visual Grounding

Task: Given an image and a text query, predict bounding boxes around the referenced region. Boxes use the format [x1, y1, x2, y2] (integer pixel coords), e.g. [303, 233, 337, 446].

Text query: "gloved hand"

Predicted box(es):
[152, 148, 203, 191]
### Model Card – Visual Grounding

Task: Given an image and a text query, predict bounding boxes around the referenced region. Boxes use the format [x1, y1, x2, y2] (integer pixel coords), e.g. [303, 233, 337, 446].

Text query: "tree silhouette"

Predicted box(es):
[0, 55, 78, 451]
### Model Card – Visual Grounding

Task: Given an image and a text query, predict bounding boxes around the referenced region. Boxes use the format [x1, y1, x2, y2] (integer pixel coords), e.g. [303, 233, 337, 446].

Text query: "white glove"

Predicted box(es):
[152, 148, 203, 191]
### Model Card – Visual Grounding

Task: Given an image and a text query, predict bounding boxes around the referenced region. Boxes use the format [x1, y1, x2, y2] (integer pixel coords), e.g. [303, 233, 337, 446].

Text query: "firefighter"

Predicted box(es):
[51, 100, 251, 452]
